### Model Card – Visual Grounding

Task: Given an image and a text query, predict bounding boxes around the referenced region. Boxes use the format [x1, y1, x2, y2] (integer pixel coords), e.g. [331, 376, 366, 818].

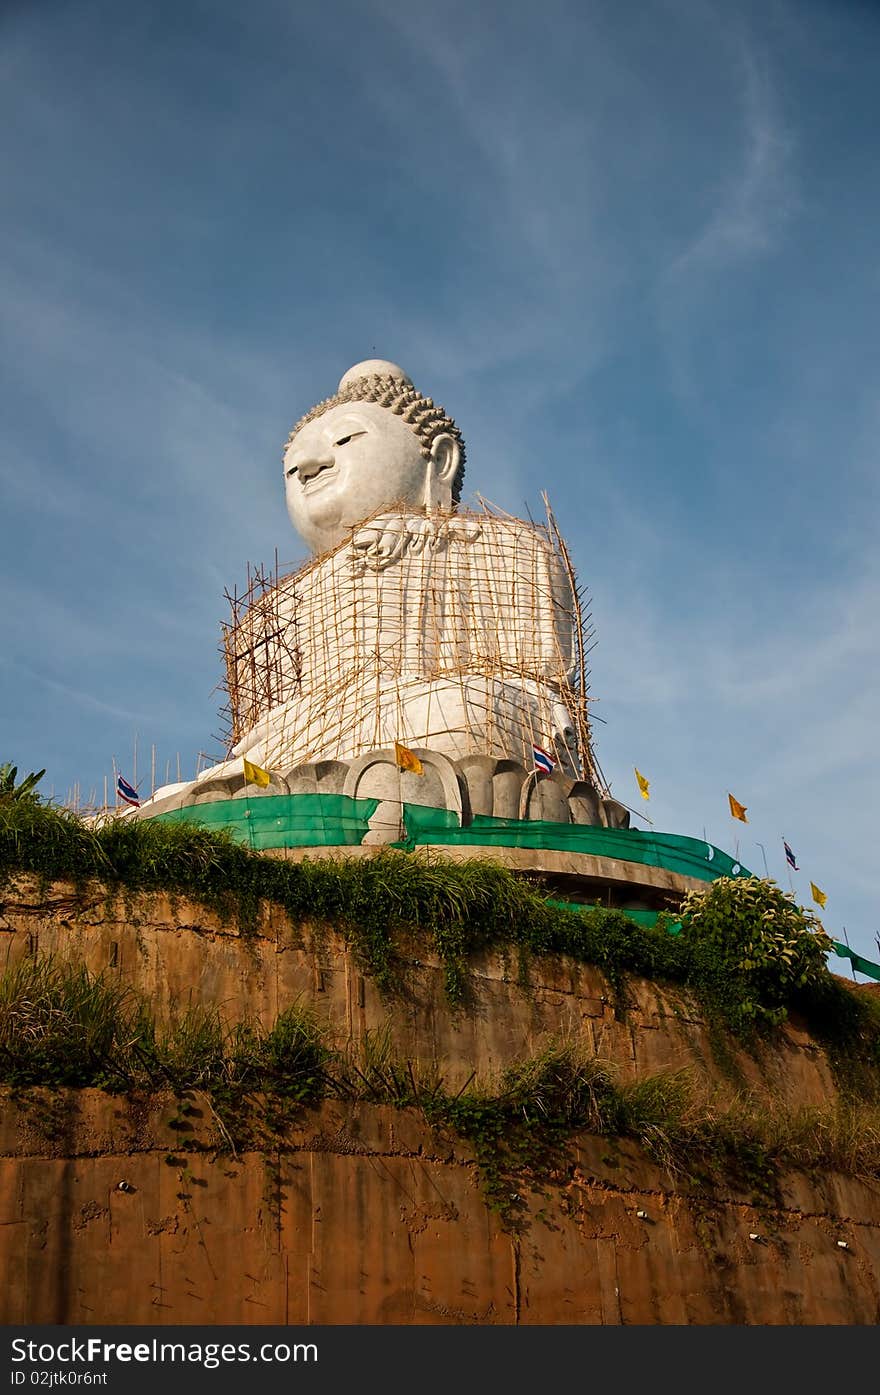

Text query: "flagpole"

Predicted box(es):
[242, 759, 256, 853]
[755, 842, 769, 878]
[787, 864, 794, 894]
[841, 926, 858, 984]
[616, 798, 654, 827]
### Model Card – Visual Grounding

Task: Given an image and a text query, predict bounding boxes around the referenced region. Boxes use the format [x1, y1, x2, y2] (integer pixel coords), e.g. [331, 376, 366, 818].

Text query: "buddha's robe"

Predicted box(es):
[227, 508, 585, 777]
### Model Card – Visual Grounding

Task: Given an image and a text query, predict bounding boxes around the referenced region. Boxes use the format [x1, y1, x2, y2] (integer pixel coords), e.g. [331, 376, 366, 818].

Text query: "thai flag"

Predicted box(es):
[783, 839, 799, 871]
[533, 745, 556, 775]
[116, 775, 140, 808]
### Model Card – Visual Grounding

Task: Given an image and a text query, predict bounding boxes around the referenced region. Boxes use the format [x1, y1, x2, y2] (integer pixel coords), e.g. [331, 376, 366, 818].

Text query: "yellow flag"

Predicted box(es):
[728, 793, 748, 822]
[394, 741, 424, 775]
[810, 881, 827, 909]
[242, 756, 270, 788]
[634, 768, 650, 801]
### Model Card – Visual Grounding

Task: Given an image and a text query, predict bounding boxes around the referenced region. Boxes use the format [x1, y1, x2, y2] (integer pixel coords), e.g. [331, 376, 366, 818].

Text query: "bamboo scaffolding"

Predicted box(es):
[218, 557, 303, 752]
[216, 500, 605, 788]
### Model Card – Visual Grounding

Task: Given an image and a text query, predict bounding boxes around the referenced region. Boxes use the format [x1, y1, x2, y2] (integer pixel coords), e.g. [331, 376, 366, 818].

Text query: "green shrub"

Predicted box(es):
[257, 1005, 330, 1102]
[0, 763, 46, 804]
[428, 1044, 619, 1214]
[678, 876, 834, 1028]
[153, 1006, 229, 1089]
[0, 952, 334, 1108]
[0, 955, 145, 1088]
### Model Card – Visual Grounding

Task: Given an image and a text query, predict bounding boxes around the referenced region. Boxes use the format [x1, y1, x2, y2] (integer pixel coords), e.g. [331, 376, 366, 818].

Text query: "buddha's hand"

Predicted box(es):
[347, 516, 443, 569]
[350, 512, 476, 570]
[349, 515, 415, 570]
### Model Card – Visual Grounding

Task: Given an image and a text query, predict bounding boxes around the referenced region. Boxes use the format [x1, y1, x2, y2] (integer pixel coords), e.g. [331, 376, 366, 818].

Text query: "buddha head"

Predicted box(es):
[283, 359, 466, 553]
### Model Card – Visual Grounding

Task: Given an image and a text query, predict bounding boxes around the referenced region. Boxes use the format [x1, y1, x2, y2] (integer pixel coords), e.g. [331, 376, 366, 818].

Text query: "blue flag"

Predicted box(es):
[533, 745, 556, 775]
[117, 775, 140, 808]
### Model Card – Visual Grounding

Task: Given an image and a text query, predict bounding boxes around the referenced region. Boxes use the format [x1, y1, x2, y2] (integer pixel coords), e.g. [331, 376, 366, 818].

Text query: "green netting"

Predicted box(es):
[153, 792, 750, 882]
[395, 806, 752, 882]
[154, 792, 380, 849]
[830, 941, 880, 983]
[543, 899, 681, 931]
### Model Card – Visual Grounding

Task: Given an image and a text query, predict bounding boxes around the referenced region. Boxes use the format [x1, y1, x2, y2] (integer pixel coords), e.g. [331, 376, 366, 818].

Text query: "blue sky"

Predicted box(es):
[2, 0, 878, 962]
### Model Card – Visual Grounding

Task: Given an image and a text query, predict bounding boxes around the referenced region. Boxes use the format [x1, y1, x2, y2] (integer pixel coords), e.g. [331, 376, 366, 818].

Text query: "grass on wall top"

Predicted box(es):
[1, 793, 878, 1068]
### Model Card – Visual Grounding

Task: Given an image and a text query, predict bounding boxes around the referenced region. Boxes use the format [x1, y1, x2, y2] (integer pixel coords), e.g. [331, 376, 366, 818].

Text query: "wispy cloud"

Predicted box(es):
[0, 656, 151, 725]
[657, 36, 797, 404]
[669, 45, 795, 278]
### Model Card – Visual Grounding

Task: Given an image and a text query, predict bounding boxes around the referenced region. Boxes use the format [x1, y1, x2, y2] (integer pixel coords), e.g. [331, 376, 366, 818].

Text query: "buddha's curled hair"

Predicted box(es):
[284, 374, 466, 504]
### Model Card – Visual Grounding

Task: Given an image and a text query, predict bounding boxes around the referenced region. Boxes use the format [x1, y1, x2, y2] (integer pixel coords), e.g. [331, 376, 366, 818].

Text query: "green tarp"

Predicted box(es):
[155, 792, 381, 849]
[395, 805, 752, 882]
[830, 941, 880, 983]
[155, 792, 750, 881]
[544, 901, 682, 933]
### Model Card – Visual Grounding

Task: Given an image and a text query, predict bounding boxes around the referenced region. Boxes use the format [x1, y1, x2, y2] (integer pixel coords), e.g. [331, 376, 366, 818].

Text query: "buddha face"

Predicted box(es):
[284, 400, 460, 553]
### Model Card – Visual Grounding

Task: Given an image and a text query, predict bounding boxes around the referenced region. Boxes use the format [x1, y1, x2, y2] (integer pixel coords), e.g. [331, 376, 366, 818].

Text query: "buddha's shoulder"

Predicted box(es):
[458, 509, 548, 539]
[456, 509, 562, 557]
[282, 508, 561, 589]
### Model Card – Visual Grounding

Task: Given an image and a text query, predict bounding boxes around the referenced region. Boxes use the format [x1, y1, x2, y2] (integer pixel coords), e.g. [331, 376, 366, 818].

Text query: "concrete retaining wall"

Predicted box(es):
[1, 876, 878, 1324]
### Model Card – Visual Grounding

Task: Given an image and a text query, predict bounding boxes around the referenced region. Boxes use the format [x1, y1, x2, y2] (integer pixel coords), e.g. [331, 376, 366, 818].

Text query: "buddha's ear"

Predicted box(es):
[429, 433, 460, 484]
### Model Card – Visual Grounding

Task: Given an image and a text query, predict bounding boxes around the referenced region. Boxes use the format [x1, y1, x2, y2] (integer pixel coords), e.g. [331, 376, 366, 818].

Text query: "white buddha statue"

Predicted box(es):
[283, 358, 465, 553]
[226, 361, 589, 779]
[139, 359, 624, 828]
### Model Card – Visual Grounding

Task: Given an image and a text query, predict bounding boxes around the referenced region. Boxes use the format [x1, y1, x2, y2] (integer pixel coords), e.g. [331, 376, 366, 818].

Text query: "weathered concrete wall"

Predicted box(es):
[1, 876, 878, 1325]
[1, 1092, 879, 1325]
[0, 876, 837, 1103]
